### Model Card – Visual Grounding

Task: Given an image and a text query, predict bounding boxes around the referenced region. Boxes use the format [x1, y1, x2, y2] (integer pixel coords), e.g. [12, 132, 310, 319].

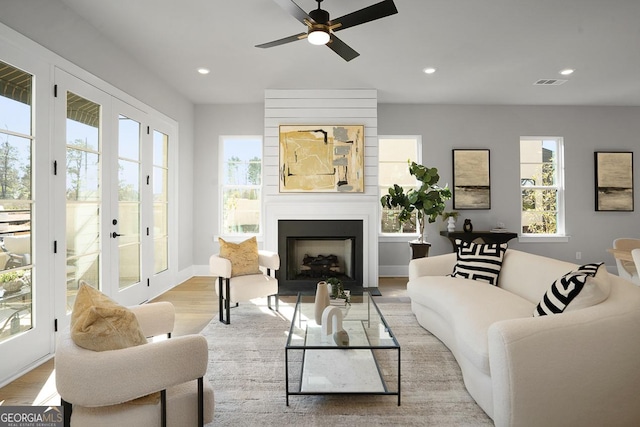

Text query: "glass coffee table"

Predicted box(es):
[285, 291, 401, 405]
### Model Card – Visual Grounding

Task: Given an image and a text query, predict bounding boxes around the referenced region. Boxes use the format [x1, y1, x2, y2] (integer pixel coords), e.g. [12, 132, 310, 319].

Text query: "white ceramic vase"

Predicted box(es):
[447, 216, 456, 232]
[314, 281, 331, 325]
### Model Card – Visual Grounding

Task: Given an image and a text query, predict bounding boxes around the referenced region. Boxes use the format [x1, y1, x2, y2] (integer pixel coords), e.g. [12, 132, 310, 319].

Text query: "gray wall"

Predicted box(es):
[378, 104, 640, 269]
[192, 103, 639, 273]
[193, 104, 264, 265]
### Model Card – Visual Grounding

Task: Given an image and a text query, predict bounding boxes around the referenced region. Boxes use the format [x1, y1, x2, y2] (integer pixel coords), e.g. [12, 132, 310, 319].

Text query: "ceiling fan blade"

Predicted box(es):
[332, 0, 398, 32]
[256, 32, 308, 49]
[273, 0, 315, 25]
[327, 33, 359, 62]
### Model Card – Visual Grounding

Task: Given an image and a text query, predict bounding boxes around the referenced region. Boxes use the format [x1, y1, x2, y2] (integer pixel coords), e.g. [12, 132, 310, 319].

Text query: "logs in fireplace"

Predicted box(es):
[300, 254, 341, 277]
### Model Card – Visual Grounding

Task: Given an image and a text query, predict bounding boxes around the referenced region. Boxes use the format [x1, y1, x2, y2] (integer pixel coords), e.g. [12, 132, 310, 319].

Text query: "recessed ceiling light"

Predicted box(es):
[559, 68, 574, 76]
[197, 68, 210, 75]
[423, 67, 437, 75]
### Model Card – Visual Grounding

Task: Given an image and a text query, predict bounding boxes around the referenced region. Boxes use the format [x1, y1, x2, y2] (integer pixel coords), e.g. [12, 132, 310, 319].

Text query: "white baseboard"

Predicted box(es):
[378, 265, 409, 277]
[191, 264, 213, 277]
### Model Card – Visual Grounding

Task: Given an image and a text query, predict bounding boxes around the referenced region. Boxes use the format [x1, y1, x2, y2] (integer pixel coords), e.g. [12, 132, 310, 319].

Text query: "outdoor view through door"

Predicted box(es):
[0, 61, 33, 342]
[117, 115, 141, 289]
[66, 92, 101, 312]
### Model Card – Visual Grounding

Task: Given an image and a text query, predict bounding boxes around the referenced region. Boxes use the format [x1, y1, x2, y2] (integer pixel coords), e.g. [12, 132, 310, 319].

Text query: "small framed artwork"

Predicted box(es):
[595, 151, 634, 211]
[453, 149, 491, 210]
[279, 125, 365, 193]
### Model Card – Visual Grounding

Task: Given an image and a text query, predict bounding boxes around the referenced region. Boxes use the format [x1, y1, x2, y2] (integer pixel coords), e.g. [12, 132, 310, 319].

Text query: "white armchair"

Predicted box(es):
[55, 302, 214, 427]
[209, 250, 279, 324]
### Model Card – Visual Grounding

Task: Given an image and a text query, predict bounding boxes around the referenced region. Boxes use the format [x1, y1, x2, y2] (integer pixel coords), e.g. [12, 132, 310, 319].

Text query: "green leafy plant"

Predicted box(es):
[327, 277, 350, 304]
[380, 161, 452, 242]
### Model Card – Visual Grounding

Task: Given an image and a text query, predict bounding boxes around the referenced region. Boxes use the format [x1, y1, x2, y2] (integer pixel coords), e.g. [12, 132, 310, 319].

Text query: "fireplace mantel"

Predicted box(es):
[264, 200, 379, 289]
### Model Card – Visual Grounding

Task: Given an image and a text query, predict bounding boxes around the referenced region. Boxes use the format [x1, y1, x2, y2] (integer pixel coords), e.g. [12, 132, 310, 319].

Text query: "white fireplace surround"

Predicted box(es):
[265, 201, 379, 288]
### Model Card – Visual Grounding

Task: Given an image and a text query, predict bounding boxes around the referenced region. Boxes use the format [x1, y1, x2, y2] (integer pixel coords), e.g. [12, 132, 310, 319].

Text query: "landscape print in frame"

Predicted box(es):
[595, 151, 634, 211]
[452, 149, 491, 209]
[279, 125, 364, 193]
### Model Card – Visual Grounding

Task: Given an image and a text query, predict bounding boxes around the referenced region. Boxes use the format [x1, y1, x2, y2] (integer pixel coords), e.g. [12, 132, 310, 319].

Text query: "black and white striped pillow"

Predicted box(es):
[451, 239, 508, 285]
[534, 262, 602, 317]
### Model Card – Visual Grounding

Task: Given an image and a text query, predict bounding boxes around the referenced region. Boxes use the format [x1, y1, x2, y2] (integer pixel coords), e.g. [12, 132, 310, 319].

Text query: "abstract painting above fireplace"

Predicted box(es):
[279, 125, 365, 193]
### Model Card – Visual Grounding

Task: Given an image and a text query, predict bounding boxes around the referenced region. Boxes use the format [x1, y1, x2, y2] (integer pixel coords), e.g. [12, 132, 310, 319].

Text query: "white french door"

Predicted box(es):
[110, 101, 148, 306]
[54, 69, 112, 329]
[0, 52, 53, 386]
[0, 38, 176, 386]
[54, 69, 169, 327]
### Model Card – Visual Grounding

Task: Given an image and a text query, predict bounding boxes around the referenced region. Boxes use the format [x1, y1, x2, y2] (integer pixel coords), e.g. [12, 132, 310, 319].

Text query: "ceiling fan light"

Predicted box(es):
[308, 28, 330, 45]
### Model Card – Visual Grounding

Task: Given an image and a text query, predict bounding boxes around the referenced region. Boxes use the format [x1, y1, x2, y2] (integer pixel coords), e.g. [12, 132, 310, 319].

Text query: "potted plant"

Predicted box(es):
[326, 277, 350, 304]
[0, 270, 26, 292]
[380, 161, 452, 243]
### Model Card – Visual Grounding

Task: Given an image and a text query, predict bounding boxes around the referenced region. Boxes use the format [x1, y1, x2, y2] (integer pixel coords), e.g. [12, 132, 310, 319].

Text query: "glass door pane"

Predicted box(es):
[152, 130, 168, 274]
[65, 92, 101, 312]
[117, 115, 141, 289]
[0, 61, 33, 342]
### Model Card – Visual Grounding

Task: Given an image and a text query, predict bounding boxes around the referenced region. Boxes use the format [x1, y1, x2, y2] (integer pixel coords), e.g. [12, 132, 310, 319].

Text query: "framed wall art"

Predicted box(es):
[452, 149, 491, 209]
[279, 125, 364, 193]
[595, 151, 634, 211]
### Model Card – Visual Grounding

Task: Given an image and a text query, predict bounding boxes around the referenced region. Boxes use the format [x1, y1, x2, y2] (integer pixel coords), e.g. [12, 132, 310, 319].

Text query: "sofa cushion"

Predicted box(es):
[451, 239, 508, 285]
[219, 236, 261, 277]
[534, 262, 604, 316]
[71, 282, 147, 351]
[409, 275, 534, 375]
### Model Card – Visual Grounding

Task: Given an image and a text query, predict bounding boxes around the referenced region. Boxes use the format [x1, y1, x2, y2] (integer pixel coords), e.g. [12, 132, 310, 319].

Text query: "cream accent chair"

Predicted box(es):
[209, 250, 279, 324]
[55, 302, 214, 427]
[613, 238, 640, 284]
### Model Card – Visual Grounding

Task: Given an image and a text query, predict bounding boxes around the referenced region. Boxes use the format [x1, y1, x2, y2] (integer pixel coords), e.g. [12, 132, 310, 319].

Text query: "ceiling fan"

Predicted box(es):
[255, 0, 398, 62]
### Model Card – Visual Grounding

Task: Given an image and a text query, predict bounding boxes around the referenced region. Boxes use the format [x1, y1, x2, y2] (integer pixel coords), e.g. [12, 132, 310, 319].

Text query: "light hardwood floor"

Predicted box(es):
[0, 277, 407, 406]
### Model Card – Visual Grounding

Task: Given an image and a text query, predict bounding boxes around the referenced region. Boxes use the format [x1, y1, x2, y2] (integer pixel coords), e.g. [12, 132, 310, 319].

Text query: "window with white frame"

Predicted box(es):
[378, 136, 421, 234]
[220, 136, 262, 234]
[520, 137, 565, 235]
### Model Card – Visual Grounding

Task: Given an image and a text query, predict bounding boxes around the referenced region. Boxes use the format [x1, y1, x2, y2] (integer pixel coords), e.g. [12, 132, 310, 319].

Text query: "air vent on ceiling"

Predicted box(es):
[534, 79, 568, 86]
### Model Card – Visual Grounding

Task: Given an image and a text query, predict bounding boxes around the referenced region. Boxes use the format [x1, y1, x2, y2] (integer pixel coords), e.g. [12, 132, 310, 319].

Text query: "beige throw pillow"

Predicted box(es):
[219, 236, 261, 277]
[71, 282, 147, 351]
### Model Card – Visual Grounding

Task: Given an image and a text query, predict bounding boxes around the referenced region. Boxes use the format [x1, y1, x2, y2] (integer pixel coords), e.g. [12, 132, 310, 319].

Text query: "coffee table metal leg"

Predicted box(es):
[398, 347, 401, 406]
[285, 349, 289, 406]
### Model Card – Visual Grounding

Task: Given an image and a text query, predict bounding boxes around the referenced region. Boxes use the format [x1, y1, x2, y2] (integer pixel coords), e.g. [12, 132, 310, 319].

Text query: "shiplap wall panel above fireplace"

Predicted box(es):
[263, 89, 380, 288]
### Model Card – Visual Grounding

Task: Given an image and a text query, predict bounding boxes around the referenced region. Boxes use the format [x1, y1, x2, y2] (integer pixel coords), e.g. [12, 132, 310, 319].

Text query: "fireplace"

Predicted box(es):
[278, 219, 363, 294]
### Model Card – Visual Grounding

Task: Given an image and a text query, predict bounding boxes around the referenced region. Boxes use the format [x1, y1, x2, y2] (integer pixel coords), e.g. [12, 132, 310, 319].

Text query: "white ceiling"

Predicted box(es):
[57, 0, 640, 106]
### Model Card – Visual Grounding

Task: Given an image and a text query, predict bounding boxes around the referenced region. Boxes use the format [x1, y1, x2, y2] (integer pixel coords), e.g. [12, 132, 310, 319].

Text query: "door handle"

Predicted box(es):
[112, 232, 123, 238]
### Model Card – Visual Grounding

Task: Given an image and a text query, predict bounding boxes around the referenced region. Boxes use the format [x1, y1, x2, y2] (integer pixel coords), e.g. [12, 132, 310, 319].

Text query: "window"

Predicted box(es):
[520, 137, 565, 236]
[220, 136, 262, 234]
[378, 136, 421, 234]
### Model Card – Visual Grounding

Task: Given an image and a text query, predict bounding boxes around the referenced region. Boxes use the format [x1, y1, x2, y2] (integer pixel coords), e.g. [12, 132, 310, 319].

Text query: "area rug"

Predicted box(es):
[202, 298, 492, 426]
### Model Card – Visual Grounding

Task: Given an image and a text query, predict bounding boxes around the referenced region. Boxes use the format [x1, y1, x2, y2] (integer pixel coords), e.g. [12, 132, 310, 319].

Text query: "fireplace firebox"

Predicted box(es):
[277, 220, 363, 295]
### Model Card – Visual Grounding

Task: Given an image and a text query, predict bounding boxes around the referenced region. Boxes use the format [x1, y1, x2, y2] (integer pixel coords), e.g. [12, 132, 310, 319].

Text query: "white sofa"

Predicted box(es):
[407, 248, 640, 427]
